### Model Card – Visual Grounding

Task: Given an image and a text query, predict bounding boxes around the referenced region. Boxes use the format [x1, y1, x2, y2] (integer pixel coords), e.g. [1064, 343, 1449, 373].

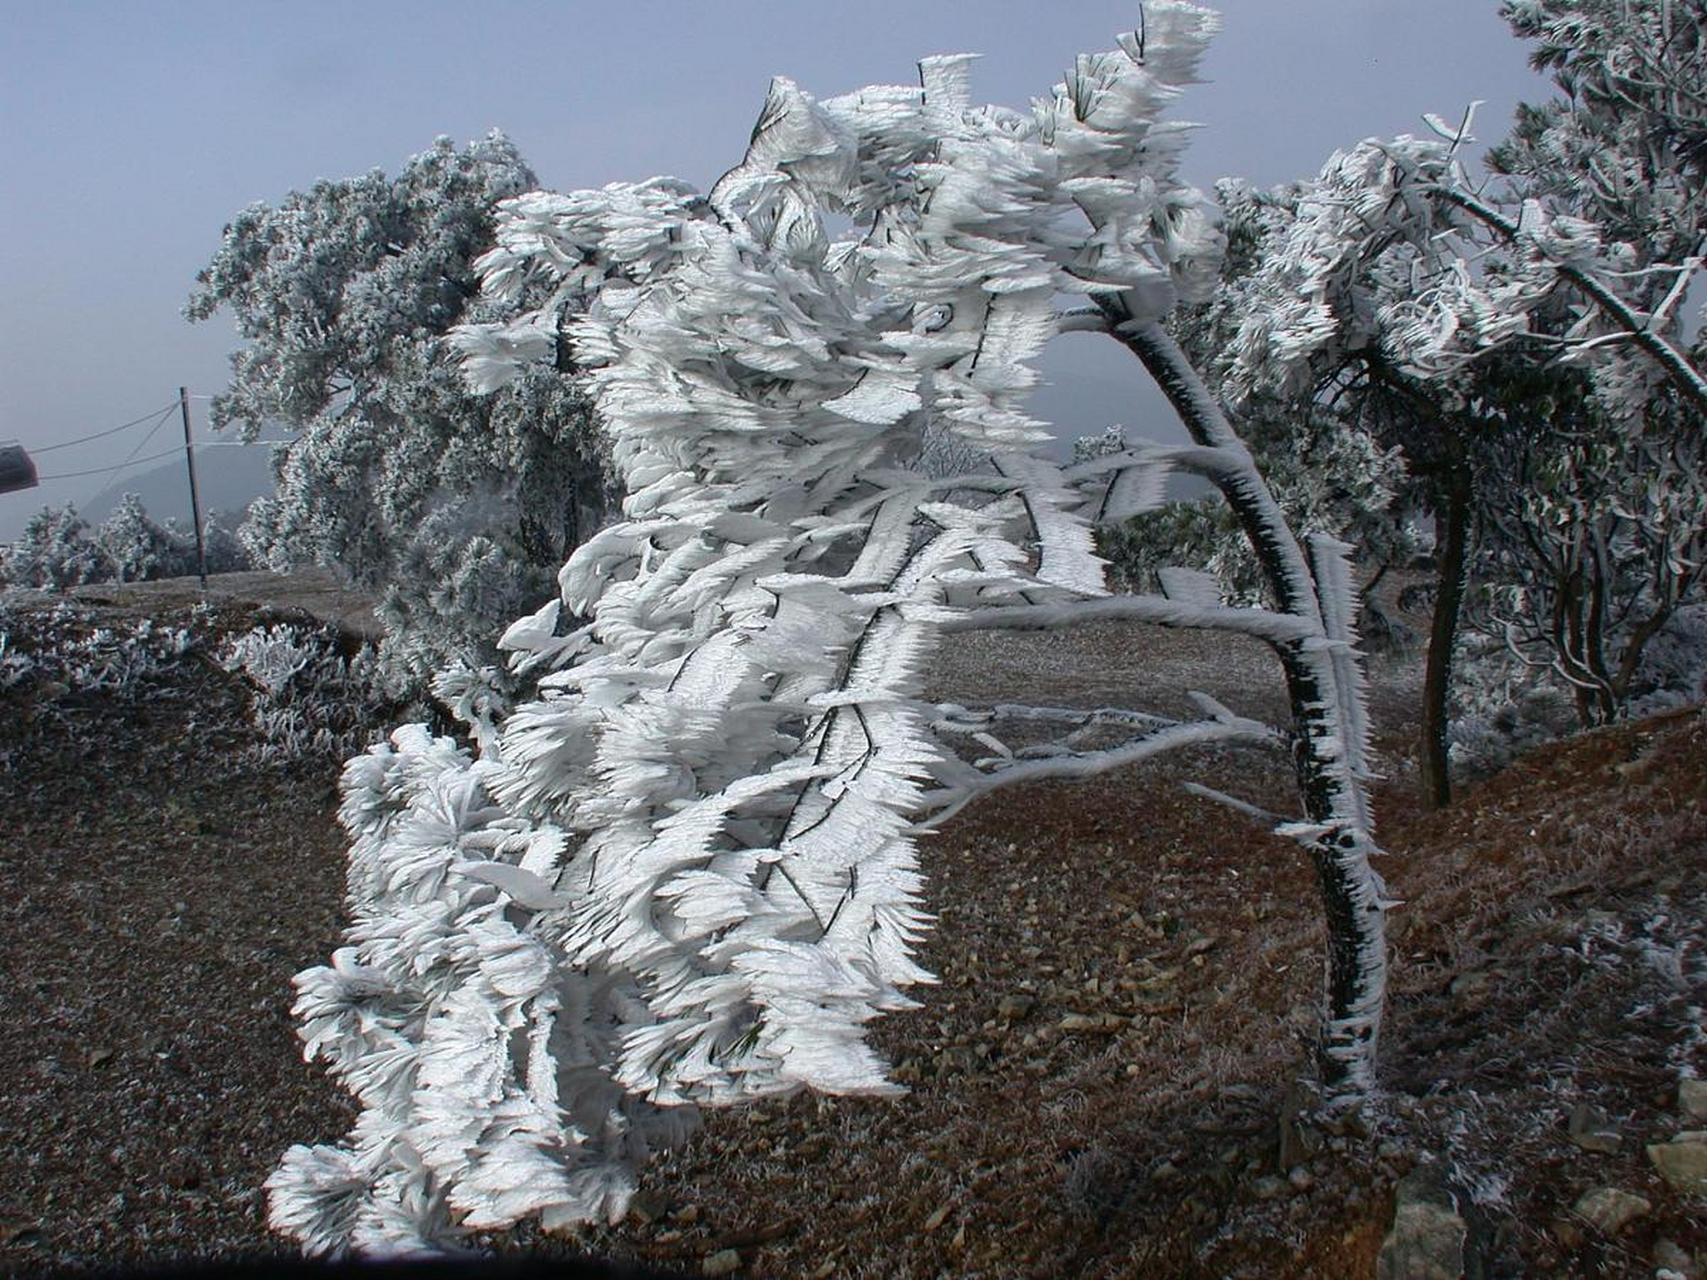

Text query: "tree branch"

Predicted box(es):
[1056, 306, 1112, 333]
[943, 593, 1319, 647]
[1430, 185, 1707, 413]
[921, 709, 1282, 829]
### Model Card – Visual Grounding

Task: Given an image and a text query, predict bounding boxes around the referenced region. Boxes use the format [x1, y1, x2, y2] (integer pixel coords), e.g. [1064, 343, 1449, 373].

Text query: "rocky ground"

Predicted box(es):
[0, 577, 1703, 1278]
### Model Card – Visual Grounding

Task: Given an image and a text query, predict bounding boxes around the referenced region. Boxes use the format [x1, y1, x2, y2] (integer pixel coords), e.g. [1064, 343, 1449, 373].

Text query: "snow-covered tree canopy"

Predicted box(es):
[189, 134, 615, 680]
[270, 6, 1391, 1256]
[1495, 0, 1706, 275]
[1206, 0, 1705, 419]
[1118, 0, 1707, 810]
[1217, 130, 1704, 420]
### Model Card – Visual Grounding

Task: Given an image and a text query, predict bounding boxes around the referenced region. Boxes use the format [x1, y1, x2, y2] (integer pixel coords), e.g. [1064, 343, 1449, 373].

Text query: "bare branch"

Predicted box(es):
[1179, 781, 1285, 826]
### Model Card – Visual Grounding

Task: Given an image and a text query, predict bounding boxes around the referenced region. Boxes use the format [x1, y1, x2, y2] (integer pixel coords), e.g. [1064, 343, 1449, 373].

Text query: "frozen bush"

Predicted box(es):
[1628, 604, 1707, 717]
[220, 622, 411, 765]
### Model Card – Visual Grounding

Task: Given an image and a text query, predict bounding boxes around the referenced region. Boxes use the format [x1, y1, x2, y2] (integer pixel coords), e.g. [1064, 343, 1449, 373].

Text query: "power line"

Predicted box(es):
[26, 401, 181, 454]
[36, 439, 268, 482]
[38, 445, 185, 481]
[115, 404, 181, 469]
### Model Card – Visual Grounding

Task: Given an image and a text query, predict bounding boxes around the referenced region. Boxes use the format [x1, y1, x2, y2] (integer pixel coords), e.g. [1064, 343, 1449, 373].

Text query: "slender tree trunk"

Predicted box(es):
[1103, 310, 1386, 1098]
[563, 473, 581, 562]
[1420, 464, 1472, 810]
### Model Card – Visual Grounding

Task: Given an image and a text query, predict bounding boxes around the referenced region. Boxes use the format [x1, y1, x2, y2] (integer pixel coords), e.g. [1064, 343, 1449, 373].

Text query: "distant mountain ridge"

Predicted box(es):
[81, 437, 278, 529]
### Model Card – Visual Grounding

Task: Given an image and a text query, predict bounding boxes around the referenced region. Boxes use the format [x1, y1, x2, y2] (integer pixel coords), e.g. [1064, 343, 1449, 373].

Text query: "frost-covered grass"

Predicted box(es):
[219, 621, 418, 766]
[0, 596, 412, 773]
[0, 600, 199, 769]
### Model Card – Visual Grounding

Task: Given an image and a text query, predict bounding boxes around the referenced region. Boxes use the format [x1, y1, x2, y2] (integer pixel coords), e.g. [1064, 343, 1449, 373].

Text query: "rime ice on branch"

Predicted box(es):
[269, 4, 1389, 1254]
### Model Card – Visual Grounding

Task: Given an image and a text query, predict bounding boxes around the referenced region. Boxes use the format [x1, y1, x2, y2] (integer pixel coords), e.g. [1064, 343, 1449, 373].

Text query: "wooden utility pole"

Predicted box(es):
[179, 387, 208, 589]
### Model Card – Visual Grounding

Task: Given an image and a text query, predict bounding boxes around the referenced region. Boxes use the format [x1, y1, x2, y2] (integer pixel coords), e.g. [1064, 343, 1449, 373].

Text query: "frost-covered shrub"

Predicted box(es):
[0, 496, 252, 591]
[1626, 604, 1707, 718]
[1449, 603, 1707, 777]
[0, 626, 34, 692]
[1448, 636, 1580, 778]
[1, 601, 191, 680]
[0, 505, 112, 590]
[67, 619, 193, 691]
[219, 622, 412, 765]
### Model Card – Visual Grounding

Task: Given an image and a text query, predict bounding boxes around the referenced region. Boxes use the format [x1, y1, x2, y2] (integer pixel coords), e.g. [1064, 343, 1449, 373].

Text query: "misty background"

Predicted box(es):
[0, 1, 1546, 541]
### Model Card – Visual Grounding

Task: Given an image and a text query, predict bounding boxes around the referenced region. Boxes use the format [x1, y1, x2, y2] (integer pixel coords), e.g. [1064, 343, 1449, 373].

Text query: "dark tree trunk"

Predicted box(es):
[1420, 465, 1472, 810]
[1105, 313, 1386, 1097]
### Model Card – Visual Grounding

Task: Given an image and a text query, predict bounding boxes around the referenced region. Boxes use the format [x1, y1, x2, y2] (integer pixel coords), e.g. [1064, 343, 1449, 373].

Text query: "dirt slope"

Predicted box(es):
[0, 591, 1701, 1278]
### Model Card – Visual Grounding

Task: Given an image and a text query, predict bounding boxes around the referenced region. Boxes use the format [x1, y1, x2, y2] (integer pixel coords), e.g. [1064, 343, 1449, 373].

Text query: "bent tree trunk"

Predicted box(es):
[1104, 310, 1387, 1097]
[1420, 463, 1472, 810]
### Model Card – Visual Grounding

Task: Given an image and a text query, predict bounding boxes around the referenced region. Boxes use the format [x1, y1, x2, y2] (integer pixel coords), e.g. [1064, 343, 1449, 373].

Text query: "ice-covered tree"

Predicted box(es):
[189, 134, 615, 682]
[0, 504, 111, 590]
[268, 7, 1391, 1255]
[1491, 0, 1706, 396]
[1165, 0, 1707, 805]
[96, 493, 179, 583]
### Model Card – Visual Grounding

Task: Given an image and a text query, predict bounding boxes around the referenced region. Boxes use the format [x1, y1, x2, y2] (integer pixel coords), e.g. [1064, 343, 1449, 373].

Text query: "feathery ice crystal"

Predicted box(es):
[270, 5, 1386, 1254]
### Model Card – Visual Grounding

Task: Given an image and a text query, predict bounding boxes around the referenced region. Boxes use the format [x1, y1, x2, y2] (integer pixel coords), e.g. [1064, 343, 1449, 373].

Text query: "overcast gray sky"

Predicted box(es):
[0, 2, 1548, 538]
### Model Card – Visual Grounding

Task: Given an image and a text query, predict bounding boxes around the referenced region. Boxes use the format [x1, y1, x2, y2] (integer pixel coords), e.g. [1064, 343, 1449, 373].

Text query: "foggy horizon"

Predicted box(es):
[0, 1, 1546, 538]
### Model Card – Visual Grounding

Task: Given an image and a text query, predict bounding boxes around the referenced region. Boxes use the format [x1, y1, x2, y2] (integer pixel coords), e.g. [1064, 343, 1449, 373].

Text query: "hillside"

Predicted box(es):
[0, 585, 1702, 1278]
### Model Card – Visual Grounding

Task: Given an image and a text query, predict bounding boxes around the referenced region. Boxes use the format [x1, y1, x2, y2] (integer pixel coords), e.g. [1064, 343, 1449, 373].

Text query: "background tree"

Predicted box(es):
[0, 496, 254, 590]
[1465, 0, 1707, 728]
[96, 493, 179, 583]
[189, 133, 616, 682]
[1122, 0, 1707, 808]
[0, 504, 111, 590]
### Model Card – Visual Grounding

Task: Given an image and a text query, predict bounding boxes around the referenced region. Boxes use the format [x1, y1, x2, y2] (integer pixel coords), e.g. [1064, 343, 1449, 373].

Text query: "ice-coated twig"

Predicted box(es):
[932, 701, 1175, 735]
[1179, 782, 1285, 827]
[921, 708, 1281, 830]
[944, 593, 1321, 647]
